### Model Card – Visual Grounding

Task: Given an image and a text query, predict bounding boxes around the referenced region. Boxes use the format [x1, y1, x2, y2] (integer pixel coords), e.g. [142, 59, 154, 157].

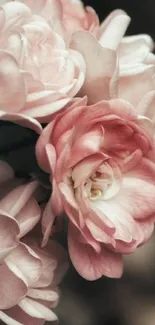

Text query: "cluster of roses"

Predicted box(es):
[0, 0, 155, 324]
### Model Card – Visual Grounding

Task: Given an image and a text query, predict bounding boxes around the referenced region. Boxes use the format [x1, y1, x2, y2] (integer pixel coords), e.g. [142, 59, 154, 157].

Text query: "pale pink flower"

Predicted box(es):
[0, 0, 85, 130]
[0, 162, 68, 324]
[70, 10, 155, 112]
[36, 97, 155, 280]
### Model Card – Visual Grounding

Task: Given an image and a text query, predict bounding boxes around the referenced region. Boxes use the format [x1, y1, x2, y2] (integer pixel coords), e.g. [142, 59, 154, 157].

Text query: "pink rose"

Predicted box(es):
[0, 1, 85, 130]
[70, 10, 155, 111]
[36, 98, 155, 280]
[0, 162, 68, 325]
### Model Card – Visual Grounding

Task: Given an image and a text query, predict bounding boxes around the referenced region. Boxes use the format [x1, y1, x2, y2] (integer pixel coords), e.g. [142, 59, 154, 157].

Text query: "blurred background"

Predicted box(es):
[0, 1, 155, 325]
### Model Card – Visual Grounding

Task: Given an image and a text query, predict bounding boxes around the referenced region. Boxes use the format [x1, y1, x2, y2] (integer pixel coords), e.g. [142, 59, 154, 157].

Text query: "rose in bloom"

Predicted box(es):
[36, 97, 155, 280]
[70, 10, 155, 110]
[0, 162, 68, 325]
[0, 1, 85, 130]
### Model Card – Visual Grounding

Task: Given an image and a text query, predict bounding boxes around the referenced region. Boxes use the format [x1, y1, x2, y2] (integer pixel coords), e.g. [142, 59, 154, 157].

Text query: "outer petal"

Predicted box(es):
[30, 247, 57, 288]
[5, 243, 42, 287]
[0, 111, 42, 134]
[0, 51, 26, 112]
[114, 160, 155, 220]
[3, 307, 45, 325]
[36, 121, 55, 173]
[0, 212, 20, 261]
[41, 197, 56, 247]
[99, 11, 130, 50]
[0, 181, 38, 218]
[15, 198, 41, 238]
[18, 297, 57, 321]
[2, 2, 31, 30]
[70, 31, 117, 103]
[44, 240, 69, 285]
[0, 263, 27, 309]
[68, 223, 123, 280]
[119, 65, 155, 106]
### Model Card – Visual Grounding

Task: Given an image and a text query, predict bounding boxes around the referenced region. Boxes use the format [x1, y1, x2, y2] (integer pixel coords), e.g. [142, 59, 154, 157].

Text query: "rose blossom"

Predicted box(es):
[0, 0, 85, 130]
[36, 97, 155, 280]
[0, 161, 68, 325]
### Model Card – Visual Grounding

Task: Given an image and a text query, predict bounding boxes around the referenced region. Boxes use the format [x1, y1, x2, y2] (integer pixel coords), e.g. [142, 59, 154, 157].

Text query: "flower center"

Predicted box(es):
[89, 188, 103, 200]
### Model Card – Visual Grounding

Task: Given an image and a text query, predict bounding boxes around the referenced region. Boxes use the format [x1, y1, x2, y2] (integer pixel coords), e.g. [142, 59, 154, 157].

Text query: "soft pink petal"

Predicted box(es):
[119, 37, 153, 66]
[86, 218, 115, 246]
[70, 31, 117, 103]
[0, 51, 26, 112]
[99, 12, 130, 50]
[16, 198, 41, 238]
[2, 2, 31, 30]
[68, 223, 123, 280]
[0, 311, 24, 325]
[68, 125, 104, 167]
[30, 247, 57, 288]
[136, 90, 155, 120]
[72, 153, 104, 188]
[136, 217, 155, 245]
[41, 197, 56, 247]
[115, 159, 155, 220]
[0, 181, 38, 218]
[52, 97, 87, 144]
[44, 240, 69, 285]
[36, 121, 55, 173]
[0, 263, 27, 309]
[93, 200, 138, 243]
[5, 243, 42, 287]
[18, 297, 57, 321]
[0, 111, 42, 134]
[119, 65, 155, 106]
[0, 212, 20, 261]
[27, 288, 58, 302]
[4, 306, 45, 325]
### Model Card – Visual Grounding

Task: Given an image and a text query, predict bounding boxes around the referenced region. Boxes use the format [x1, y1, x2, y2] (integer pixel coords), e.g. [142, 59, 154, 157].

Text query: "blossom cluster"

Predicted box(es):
[0, 0, 155, 324]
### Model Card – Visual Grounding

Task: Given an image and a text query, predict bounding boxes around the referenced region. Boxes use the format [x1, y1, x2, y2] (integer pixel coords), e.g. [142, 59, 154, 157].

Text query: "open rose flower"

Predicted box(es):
[36, 97, 155, 280]
[0, 1, 85, 130]
[0, 162, 68, 324]
[70, 10, 155, 111]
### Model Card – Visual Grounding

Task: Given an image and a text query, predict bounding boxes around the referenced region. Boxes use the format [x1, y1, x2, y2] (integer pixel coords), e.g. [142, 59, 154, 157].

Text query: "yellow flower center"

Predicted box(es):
[89, 188, 102, 200]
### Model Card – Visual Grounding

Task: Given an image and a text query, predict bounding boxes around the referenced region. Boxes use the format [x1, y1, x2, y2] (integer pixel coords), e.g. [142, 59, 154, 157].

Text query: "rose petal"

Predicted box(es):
[0, 50, 26, 112]
[68, 223, 123, 280]
[0, 263, 27, 309]
[0, 181, 38, 218]
[18, 297, 57, 321]
[5, 243, 42, 287]
[71, 31, 117, 103]
[16, 198, 41, 238]
[0, 212, 20, 261]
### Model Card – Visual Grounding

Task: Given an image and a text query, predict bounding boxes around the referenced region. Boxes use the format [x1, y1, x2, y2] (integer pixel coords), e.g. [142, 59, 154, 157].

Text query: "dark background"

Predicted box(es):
[83, 0, 155, 38]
